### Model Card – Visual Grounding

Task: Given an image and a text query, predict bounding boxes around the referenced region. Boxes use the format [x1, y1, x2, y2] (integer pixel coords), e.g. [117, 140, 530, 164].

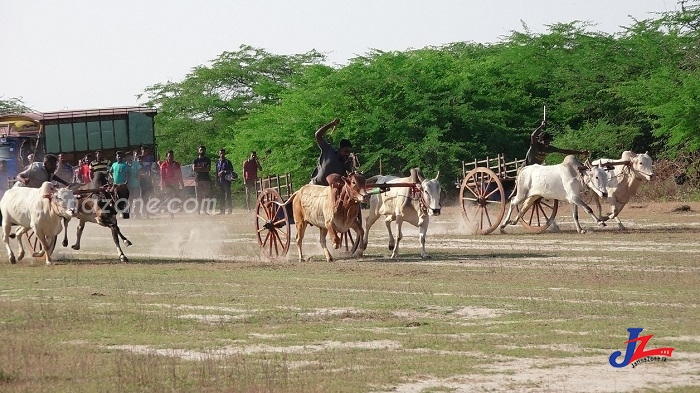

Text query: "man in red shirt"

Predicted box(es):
[159, 150, 184, 216]
[77, 154, 92, 183]
[242, 150, 262, 211]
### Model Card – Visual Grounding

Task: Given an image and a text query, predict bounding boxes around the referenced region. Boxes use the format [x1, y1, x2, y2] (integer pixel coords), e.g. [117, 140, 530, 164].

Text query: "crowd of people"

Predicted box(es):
[0, 144, 269, 217]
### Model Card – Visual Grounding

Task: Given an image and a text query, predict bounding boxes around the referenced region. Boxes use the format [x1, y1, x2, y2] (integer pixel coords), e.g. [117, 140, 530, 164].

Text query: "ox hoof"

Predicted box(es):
[421, 254, 432, 259]
[124, 240, 132, 247]
[32, 252, 44, 258]
[45, 261, 53, 266]
[578, 229, 588, 234]
[71, 245, 80, 251]
[598, 221, 607, 227]
[119, 255, 129, 263]
[62, 239, 68, 247]
[9, 256, 16, 264]
[332, 241, 340, 250]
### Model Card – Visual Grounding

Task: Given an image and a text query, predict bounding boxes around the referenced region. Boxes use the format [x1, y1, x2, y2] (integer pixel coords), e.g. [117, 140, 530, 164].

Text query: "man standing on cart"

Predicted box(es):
[310, 118, 356, 186]
[525, 119, 589, 166]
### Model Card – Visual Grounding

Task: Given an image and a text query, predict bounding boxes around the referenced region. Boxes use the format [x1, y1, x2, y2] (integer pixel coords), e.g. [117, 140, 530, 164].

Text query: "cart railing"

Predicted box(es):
[456, 154, 526, 188]
[461, 153, 525, 180]
[255, 173, 293, 200]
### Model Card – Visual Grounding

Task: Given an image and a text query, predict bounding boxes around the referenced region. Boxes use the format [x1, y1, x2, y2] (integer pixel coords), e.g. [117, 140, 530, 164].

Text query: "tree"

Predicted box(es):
[0, 97, 32, 115]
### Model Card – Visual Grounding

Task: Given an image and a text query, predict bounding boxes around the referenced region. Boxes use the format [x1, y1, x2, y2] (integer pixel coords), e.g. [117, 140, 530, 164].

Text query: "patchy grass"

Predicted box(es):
[0, 204, 699, 392]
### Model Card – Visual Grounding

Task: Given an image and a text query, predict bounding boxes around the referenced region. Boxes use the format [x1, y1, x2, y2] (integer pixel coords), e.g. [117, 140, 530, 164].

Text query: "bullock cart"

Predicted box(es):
[458, 154, 558, 234]
[254, 173, 421, 260]
[254, 173, 295, 259]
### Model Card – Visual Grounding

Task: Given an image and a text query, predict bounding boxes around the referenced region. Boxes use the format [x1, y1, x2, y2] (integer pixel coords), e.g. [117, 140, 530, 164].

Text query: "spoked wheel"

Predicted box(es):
[517, 198, 559, 233]
[460, 167, 506, 235]
[24, 230, 42, 255]
[23, 230, 57, 258]
[255, 188, 291, 259]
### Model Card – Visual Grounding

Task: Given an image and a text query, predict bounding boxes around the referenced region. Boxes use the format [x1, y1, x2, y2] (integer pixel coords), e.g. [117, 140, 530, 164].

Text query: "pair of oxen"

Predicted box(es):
[0, 173, 132, 265]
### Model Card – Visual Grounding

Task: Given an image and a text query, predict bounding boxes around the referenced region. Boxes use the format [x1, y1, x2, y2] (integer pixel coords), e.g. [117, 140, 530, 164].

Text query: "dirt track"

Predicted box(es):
[42, 200, 700, 263]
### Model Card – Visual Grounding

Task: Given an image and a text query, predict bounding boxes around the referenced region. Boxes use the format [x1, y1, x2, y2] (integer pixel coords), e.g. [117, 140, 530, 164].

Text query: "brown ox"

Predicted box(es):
[289, 172, 366, 262]
[62, 173, 132, 262]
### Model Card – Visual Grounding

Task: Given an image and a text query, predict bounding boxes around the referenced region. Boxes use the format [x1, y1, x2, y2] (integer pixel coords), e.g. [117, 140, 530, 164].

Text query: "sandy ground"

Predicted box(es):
[22, 200, 700, 392]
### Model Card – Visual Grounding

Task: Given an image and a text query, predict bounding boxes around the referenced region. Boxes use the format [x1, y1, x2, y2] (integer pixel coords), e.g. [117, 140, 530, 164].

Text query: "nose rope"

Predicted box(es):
[409, 184, 432, 213]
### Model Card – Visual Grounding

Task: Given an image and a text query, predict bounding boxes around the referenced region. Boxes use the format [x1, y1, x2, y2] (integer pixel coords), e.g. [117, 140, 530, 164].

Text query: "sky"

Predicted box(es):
[1, 0, 676, 112]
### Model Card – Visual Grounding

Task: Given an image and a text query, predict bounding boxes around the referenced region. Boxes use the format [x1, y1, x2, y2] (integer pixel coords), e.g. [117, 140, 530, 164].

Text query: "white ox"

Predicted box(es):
[591, 151, 654, 229]
[1, 182, 77, 265]
[361, 168, 441, 258]
[289, 173, 367, 262]
[500, 155, 609, 234]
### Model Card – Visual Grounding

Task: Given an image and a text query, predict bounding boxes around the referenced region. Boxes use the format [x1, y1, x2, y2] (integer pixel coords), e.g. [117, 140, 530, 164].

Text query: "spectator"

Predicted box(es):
[109, 151, 131, 185]
[138, 154, 154, 218]
[25, 154, 34, 170]
[20, 140, 31, 167]
[216, 148, 234, 215]
[159, 150, 184, 217]
[139, 145, 155, 173]
[127, 151, 143, 218]
[16, 154, 69, 188]
[89, 150, 111, 180]
[193, 145, 212, 214]
[77, 154, 93, 183]
[242, 150, 262, 211]
[54, 152, 74, 184]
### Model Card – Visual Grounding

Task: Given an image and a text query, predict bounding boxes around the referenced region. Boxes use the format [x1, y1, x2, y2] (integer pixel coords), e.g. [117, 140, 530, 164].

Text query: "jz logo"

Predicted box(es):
[609, 328, 674, 368]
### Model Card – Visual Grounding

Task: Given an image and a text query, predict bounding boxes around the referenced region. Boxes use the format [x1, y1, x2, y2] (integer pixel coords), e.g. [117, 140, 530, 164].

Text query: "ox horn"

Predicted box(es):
[413, 168, 425, 183]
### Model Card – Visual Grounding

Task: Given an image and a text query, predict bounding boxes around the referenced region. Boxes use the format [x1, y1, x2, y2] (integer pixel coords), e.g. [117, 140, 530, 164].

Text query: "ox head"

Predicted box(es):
[344, 172, 367, 203]
[631, 151, 654, 181]
[40, 182, 78, 218]
[416, 169, 442, 216]
[582, 163, 608, 199]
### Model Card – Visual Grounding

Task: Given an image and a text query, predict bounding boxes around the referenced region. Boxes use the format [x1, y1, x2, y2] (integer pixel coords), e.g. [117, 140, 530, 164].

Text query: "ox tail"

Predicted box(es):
[273, 191, 298, 208]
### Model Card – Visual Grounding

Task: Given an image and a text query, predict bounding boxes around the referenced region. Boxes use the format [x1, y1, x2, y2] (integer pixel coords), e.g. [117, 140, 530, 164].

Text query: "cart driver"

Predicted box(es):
[310, 118, 357, 187]
[16, 154, 71, 188]
[525, 119, 589, 166]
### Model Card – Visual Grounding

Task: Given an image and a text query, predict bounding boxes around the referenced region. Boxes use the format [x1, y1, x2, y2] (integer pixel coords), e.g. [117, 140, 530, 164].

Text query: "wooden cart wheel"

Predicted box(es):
[24, 230, 42, 256]
[255, 188, 291, 259]
[517, 198, 559, 233]
[460, 167, 506, 235]
[23, 230, 57, 257]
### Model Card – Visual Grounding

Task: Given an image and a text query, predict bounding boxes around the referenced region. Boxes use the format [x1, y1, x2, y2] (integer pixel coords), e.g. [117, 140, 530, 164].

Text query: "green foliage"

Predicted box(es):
[144, 2, 700, 192]
[0, 97, 32, 115]
[140, 45, 326, 165]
